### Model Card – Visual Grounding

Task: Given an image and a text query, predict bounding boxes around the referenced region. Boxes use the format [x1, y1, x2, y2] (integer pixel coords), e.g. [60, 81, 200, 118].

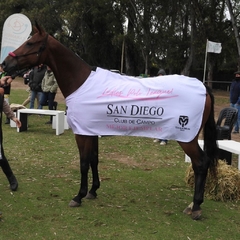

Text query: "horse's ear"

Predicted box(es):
[34, 21, 45, 35]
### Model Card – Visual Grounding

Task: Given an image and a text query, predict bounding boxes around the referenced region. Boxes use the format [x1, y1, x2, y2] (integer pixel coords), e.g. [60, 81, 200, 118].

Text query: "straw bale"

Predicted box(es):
[185, 160, 240, 201]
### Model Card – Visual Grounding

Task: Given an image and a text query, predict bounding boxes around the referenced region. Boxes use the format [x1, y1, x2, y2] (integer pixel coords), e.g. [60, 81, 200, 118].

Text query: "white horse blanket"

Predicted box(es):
[66, 67, 206, 142]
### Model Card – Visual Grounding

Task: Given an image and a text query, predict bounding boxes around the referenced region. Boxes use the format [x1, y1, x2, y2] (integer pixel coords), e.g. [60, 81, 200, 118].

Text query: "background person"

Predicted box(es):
[22, 69, 32, 107]
[40, 66, 58, 124]
[28, 64, 46, 109]
[230, 70, 240, 134]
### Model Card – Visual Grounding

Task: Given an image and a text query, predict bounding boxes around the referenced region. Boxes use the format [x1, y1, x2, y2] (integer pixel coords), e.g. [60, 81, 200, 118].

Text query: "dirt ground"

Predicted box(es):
[11, 77, 240, 142]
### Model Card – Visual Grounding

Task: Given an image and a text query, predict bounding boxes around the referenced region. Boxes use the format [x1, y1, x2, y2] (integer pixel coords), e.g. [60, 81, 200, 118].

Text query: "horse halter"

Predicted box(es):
[8, 33, 49, 68]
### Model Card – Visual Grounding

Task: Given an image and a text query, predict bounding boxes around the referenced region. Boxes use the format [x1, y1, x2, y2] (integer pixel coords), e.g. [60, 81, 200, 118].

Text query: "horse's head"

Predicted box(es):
[2, 22, 49, 77]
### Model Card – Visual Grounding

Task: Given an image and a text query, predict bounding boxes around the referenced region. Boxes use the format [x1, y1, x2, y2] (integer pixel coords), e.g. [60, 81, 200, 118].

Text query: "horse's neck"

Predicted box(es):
[46, 37, 92, 98]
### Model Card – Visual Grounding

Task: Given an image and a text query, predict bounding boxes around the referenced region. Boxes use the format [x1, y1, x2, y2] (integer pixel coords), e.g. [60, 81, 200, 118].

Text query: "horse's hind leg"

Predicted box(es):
[179, 140, 210, 220]
[69, 135, 100, 207]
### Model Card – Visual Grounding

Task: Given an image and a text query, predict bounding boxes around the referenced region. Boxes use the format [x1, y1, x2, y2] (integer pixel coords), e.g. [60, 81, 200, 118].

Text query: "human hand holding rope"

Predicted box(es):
[0, 76, 13, 87]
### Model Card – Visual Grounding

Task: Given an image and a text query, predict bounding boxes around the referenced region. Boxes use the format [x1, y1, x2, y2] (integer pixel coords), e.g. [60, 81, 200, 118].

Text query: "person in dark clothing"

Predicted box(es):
[230, 70, 240, 133]
[2, 84, 11, 124]
[28, 64, 47, 109]
[0, 83, 22, 191]
[0, 64, 11, 124]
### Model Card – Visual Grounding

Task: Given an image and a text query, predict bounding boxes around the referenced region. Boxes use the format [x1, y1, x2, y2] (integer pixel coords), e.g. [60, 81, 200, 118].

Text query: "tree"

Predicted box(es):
[0, 0, 240, 81]
[226, 0, 240, 70]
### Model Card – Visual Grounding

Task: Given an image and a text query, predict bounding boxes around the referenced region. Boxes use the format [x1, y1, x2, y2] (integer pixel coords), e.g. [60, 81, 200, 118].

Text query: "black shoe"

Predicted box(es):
[45, 121, 52, 124]
[8, 174, 18, 191]
[53, 101, 58, 110]
[5, 118, 10, 124]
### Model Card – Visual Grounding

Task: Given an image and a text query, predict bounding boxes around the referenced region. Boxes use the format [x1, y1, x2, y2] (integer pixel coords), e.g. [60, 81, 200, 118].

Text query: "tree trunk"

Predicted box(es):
[226, 0, 240, 69]
[207, 59, 214, 88]
[182, 2, 195, 76]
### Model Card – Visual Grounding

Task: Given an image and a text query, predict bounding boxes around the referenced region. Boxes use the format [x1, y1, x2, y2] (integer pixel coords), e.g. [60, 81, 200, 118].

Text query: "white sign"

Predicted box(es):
[0, 13, 32, 62]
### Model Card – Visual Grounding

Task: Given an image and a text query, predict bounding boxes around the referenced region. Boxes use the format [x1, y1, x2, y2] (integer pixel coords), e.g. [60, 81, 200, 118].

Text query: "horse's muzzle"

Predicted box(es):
[1, 59, 18, 77]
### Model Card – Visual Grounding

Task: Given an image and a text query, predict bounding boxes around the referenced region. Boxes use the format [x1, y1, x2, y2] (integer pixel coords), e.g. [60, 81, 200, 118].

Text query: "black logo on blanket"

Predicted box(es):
[175, 115, 190, 132]
[179, 115, 189, 127]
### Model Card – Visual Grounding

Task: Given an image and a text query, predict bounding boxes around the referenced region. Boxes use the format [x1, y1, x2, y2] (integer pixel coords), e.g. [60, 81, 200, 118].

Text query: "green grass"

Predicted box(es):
[0, 89, 240, 239]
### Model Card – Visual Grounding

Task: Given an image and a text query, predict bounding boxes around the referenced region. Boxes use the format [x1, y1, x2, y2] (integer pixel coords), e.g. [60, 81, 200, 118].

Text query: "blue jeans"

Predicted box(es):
[40, 92, 56, 110]
[230, 103, 240, 132]
[30, 91, 43, 109]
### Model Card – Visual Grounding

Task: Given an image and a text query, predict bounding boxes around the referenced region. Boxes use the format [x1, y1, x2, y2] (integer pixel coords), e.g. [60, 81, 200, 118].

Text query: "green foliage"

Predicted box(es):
[0, 1, 239, 77]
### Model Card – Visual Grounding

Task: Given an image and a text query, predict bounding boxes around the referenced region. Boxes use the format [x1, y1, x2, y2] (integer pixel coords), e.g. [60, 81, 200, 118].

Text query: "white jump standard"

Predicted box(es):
[17, 109, 65, 135]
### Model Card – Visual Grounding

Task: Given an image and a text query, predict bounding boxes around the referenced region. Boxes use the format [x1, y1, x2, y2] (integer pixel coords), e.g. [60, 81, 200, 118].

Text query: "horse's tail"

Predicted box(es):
[203, 85, 218, 177]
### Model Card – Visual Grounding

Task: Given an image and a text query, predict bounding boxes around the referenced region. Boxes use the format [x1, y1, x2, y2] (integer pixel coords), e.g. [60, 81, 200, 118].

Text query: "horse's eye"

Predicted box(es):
[26, 42, 33, 46]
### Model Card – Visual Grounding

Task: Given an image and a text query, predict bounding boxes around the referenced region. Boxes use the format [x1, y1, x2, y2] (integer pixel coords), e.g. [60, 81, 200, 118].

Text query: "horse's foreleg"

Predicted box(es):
[86, 137, 100, 199]
[69, 135, 97, 207]
[69, 154, 90, 207]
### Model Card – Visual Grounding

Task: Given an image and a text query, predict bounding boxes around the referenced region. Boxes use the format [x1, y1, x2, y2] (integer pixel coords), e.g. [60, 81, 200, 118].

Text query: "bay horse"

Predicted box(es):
[1, 23, 218, 220]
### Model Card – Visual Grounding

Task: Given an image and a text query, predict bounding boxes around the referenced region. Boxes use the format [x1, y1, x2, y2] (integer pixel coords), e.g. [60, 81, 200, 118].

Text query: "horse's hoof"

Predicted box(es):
[183, 202, 193, 215]
[183, 207, 192, 215]
[68, 200, 81, 207]
[85, 193, 96, 199]
[191, 210, 202, 220]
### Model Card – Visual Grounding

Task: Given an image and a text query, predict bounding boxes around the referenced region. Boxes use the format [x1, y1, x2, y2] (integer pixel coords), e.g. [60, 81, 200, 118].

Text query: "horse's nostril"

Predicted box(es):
[1, 62, 7, 72]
